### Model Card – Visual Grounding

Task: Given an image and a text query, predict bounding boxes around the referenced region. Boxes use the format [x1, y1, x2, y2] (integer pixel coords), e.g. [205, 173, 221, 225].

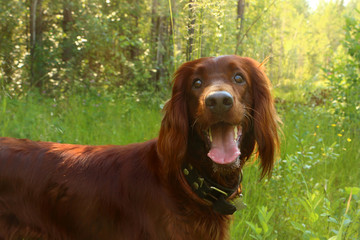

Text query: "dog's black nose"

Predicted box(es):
[205, 91, 234, 113]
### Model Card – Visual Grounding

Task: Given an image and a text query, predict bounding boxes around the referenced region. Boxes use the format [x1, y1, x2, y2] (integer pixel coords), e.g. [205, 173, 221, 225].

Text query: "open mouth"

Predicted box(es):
[204, 123, 242, 165]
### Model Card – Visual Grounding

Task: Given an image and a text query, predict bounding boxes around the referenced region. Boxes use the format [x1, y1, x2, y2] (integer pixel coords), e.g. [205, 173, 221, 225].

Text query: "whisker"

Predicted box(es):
[243, 106, 265, 126]
[191, 118, 199, 129]
[243, 105, 260, 116]
[244, 112, 253, 122]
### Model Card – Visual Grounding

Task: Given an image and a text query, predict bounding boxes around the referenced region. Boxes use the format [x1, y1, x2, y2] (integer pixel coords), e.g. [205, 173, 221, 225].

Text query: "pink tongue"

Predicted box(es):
[207, 124, 241, 164]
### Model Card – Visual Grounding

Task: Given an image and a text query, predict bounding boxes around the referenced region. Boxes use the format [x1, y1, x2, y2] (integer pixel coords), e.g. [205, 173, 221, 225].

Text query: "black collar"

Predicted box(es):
[181, 161, 243, 215]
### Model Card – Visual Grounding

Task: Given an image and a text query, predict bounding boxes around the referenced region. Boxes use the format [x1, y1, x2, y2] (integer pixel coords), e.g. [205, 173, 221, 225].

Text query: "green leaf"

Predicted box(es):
[328, 217, 338, 224]
[291, 222, 306, 232]
[345, 187, 360, 195]
[246, 221, 263, 235]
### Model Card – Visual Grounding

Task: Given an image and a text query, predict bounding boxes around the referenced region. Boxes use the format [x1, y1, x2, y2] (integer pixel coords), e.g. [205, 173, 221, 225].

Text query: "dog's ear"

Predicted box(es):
[158, 62, 195, 175]
[242, 57, 280, 178]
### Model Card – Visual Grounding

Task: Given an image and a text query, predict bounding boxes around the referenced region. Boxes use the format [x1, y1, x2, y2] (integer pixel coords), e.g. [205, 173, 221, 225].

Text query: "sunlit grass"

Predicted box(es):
[0, 92, 162, 145]
[231, 103, 359, 239]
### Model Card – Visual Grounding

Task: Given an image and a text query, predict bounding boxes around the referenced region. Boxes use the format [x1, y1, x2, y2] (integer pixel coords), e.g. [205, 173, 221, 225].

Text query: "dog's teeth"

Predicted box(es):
[234, 126, 238, 141]
[209, 128, 212, 142]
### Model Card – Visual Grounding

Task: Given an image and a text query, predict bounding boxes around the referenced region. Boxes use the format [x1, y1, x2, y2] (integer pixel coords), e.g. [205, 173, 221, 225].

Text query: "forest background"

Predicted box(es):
[0, 0, 359, 239]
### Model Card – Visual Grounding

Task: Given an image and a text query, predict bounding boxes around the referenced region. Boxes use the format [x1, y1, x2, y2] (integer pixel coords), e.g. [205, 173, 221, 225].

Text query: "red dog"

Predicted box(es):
[0, 55, 279, 240]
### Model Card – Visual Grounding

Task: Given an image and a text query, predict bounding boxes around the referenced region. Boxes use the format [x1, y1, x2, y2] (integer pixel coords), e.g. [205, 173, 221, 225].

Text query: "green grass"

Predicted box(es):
[0, 92, 162, 145]
[0, 92, 359, 239]
[231, 102, 359, 239]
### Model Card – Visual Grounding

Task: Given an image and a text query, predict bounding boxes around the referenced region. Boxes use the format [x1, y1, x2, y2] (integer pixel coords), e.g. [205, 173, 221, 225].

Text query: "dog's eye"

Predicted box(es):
[234, 73, 245, 84]
[192, 79, 202, 89]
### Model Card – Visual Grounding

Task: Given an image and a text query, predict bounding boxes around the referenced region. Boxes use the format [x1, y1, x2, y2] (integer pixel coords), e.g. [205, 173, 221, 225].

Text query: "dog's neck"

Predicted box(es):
[169, 131, 244, 215]
[180, 161, 242, 215]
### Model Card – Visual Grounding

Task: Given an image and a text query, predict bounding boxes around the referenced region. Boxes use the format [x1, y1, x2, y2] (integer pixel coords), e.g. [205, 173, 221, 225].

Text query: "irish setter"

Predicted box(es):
[0, 55, 279, 240]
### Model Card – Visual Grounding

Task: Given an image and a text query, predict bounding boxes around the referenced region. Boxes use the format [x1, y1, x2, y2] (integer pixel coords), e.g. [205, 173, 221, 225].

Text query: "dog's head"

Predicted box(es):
[158, 55, 280, 179]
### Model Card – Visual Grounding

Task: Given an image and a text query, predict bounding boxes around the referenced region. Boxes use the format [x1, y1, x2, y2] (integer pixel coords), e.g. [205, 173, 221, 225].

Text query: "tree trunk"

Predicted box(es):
[62, 0, 74, 63]
[151, 0, 158, 57]
[1, 25, 14, 85]
[150, 0, 172, 85]
[30, 0, 45, 88]
[150, 0, 160, 82]
[129, 14, 139, 61]
[186, 0, 195, 61]
[235, 0, 245, 55]
[168, 0, 175, 71]
[155, 17, 164, 83]
[237, 0, 245, 31]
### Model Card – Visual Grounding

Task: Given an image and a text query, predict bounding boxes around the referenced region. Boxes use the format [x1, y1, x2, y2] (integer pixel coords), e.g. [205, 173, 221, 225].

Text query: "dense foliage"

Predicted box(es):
[0, 0, 359, 239]
[0, 0, 358, 96]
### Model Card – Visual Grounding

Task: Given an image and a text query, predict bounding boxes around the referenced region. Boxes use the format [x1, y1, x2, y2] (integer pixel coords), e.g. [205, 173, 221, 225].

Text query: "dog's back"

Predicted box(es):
[0, 137, 169, 240]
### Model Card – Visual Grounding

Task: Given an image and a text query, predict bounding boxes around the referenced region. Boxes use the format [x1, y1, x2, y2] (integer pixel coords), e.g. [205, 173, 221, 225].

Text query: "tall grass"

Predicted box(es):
[0, 92, 162, 145]
[231, 102, 359, 239]
[0, 92, 358, 239]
